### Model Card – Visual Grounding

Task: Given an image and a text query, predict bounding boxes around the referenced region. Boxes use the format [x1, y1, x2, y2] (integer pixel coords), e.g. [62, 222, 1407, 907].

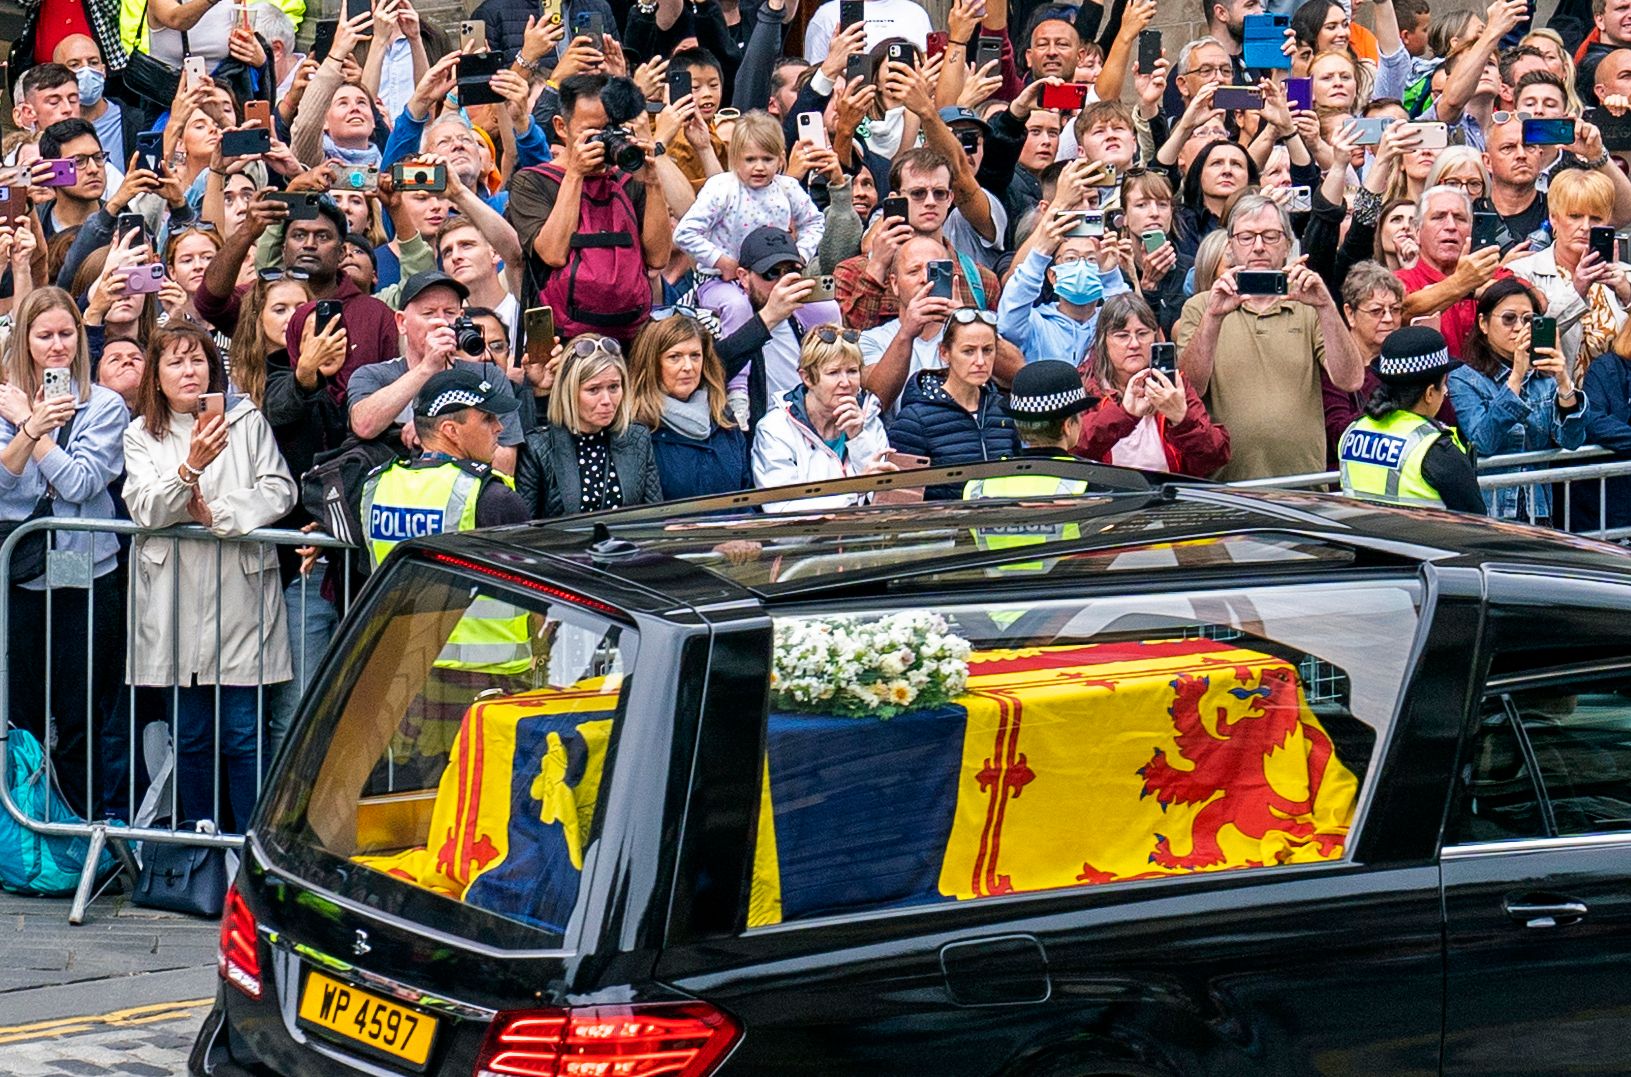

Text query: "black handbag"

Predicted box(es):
[121, 0, 184, 108]
[133, 826, 229, 917]
[1, 410, 77, 586]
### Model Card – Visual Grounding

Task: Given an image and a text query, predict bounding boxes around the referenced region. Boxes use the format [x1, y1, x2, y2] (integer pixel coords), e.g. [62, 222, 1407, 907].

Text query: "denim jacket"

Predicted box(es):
[1446, 361, 1587, 521]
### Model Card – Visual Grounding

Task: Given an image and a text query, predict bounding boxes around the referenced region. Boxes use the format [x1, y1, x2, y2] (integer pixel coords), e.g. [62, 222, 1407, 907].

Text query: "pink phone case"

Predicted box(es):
[123, 264, 166, 293]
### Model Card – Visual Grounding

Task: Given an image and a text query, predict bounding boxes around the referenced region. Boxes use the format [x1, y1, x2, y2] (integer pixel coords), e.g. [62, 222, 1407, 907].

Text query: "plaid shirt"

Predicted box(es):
[833, 254, 1002, 332]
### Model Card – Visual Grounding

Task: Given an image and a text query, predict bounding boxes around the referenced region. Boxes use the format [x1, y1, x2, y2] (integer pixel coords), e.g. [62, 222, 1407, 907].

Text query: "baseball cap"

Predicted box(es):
[416, 367, 518, 419]
[938, 105, 992, 136]
[740, 226, 803, 276]
[399, 269, 470, 307]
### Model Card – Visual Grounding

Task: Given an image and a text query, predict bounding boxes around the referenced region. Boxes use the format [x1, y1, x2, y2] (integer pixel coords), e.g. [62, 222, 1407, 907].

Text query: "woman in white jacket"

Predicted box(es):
[752, 325, 894, 512]
[122, 324, 296, 831]
[1505, 168, 1629, 379]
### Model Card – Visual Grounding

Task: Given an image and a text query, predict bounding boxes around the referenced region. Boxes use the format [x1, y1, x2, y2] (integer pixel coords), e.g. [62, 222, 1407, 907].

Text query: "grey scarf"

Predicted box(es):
[661, 389, 714, 441]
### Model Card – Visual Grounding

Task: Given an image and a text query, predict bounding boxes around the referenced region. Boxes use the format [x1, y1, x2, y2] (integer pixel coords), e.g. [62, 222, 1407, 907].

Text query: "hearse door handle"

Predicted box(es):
[1503, 896, 1589, 929]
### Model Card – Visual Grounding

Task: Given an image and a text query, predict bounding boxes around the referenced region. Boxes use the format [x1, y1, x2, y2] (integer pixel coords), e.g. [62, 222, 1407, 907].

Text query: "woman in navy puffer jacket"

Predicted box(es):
[887, 311, 1018, 499]
[628, 315, 752, 501]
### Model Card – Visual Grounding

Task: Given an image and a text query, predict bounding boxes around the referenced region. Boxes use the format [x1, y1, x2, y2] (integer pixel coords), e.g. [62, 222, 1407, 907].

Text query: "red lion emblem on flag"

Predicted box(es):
[1137, 667, 1340, 870]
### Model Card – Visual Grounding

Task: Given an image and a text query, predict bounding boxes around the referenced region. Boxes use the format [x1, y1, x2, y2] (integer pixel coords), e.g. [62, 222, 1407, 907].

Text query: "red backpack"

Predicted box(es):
[524, 163, 650, 344]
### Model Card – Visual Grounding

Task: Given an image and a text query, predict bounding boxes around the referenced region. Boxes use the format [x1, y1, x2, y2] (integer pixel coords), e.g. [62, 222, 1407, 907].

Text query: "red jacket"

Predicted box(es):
[1075, 380, 1232, 478]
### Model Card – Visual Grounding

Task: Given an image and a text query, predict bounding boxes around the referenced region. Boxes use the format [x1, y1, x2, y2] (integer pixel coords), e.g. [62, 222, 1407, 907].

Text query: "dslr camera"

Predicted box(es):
[593, 126, 646, 172]
[591, 77, 650, 173]
[451, 316, 487, 357]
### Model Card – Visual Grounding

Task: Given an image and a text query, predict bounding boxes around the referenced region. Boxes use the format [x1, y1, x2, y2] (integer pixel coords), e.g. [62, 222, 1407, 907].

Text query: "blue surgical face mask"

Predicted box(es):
[1052, 259, 1104, 306]
[76, 66, 105, 107]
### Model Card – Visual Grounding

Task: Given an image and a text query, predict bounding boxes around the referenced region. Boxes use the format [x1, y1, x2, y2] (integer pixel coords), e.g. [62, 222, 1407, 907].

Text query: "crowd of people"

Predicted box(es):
[5, 0, 1631, 822]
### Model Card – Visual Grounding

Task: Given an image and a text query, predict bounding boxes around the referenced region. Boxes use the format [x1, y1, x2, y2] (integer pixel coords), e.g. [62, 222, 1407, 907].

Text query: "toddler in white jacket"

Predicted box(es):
[673, 112, 826, 329]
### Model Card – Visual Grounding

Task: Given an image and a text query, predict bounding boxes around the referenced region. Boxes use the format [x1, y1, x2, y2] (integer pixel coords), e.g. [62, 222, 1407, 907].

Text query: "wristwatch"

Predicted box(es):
[515, 52, 543, 72]
[652, 140, 667, 157]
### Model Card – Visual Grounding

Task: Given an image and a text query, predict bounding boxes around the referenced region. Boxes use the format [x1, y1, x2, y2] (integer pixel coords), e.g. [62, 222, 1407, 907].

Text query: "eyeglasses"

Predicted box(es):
[1442, 176, 1486, 195]
[1230, 228, 1286, 248]
[69, 151, 108, 169]
[1109, 327, 1157, 345]
[571, 335, 622, 357]
[1355, 303, 1403, 319]
[814, 325, 860, 344]
[256, 266, 308, 282]
[947, 308, 998, 326]
[904, 186, 954, 203]
[483, 338, 510, 356]
[1186, 64, 1232, 79]
[1491, 110, 1533, 125]
[1495, 311, 1534, 327]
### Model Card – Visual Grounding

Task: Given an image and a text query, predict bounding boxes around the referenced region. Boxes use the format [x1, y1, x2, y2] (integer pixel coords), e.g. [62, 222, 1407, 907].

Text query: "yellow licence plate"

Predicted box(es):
[297, 969, 438, 1066]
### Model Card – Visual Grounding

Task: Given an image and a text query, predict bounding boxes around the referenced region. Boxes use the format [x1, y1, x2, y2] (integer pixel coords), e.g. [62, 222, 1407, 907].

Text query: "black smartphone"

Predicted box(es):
[220, 127, 271, 158]
[312, 19, 338, 62]
[845, 53, 868, 83]
[1472, 210, 1502, 251]
[1530, 314, 1558, 352]
[975, 36, 1002, 70]
[1150, 342, 1177, 375]
[926, 259, 954, 299]
[525, 306, 555, 364]
[839, 0, 864, 29]
[1138, 29, 1162, 73]
[268, 192, 321, 220]
[115, 212, 146, 244]
[314, 299, 345, 330]
[886, 41, 917, 66]
[571, 9, 605, 41]
[1521, 117, 1576, 146]
[1235, 269, 1288, 296]
[1591, 225, 1618, 265]
[392, 161, 449, 193]
[1586, 106, 1631, 151]
[880, 194, 909, 223]
[135, 131, 164, 173]
[667, 68, 692, 102]
[457, 52, 506, 106]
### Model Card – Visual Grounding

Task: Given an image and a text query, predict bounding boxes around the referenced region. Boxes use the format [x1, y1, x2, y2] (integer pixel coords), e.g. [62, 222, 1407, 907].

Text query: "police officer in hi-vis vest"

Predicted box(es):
[1338, 326, 1484, 514]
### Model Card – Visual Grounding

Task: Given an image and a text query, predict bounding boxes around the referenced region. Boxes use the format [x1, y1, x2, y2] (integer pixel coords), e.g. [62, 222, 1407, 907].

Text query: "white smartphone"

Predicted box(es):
[183, 54, 207, 84]
[796, 112, 828, 150]
[1288, 185, 1312, 213]
[1411, 121, 1448, 149]
[42, 367, 72, 399]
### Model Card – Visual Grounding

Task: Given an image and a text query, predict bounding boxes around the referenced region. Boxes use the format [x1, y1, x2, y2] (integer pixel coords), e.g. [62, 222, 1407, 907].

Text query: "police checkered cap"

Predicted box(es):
[414, 367, 518, 419]
[1377, 325, 1456, 382]
[423, 387, 488, 417]
[1004, 359, 1098, 420]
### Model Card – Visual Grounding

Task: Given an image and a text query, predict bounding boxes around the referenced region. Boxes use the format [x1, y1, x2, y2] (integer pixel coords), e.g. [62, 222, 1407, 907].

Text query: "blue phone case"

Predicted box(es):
[1243, 39, 1290, 70]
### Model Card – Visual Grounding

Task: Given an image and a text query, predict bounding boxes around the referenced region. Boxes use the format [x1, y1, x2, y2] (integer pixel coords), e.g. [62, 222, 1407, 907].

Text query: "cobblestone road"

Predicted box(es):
[0, 1003, 204, 1076]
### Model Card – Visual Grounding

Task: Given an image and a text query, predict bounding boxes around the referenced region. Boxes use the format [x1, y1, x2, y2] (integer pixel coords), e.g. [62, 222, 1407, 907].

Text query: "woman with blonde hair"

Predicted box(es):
[752, 324, 894, 512]
[1423, 147, 1492, 205]
[517, 335, 664, 517]
[0, 287, 127, 816]
[627, 315, 750, 500]
[1190, 228, 1231, 296]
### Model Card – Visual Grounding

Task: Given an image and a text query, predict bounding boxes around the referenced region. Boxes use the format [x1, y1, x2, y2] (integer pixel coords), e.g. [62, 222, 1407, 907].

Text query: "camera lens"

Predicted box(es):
[452, 317, 485, 356]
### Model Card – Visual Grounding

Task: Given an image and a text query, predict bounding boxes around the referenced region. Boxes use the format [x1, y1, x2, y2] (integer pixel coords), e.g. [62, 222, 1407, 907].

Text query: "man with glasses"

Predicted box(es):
[1175, 194, 1365, 481]
[1398, 185, 1502, 355]
[348, 271, 526, 474]
[861, 234, 1024, 412]
[52, 34, 132, 166]
[835, 147, 1001, 331]
[35, 118, 114, 238]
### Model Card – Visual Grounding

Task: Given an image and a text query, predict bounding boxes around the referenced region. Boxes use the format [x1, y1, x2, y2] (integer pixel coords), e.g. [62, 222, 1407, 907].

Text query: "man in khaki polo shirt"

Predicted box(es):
[1175, 194, 1366, 481]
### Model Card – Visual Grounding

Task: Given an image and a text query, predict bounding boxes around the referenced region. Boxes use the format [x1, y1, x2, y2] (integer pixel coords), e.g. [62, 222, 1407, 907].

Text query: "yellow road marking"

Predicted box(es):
[0, 998, 211, 1045]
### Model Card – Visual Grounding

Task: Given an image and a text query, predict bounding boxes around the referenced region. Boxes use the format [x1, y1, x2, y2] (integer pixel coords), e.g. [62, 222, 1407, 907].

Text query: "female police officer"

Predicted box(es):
[1338, 326, 1485, 514]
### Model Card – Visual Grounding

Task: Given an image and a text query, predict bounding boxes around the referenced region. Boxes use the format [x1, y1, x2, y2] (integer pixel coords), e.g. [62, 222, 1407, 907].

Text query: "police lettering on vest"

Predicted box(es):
[369, 505, 444, 543]
[1338, 428, 1409, 468]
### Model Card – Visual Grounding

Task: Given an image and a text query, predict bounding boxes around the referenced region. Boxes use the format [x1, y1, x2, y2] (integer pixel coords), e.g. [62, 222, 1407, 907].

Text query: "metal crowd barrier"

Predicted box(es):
[0, 517, 353, 924]
[1231, 444, 1631, 538]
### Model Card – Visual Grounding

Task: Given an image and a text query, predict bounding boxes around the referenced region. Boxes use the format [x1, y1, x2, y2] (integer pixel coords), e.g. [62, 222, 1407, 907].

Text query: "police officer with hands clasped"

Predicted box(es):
[1338, 326, 1484, 514]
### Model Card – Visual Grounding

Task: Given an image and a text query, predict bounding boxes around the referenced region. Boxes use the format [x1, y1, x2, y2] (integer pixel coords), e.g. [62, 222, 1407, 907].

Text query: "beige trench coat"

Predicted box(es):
[122, 400, 297, 687]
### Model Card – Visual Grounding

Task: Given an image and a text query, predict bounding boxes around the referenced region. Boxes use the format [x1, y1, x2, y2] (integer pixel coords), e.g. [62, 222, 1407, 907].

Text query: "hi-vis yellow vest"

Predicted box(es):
[962, 472, 1090, 574]
[121, 0, 306, 56]
[1338, 410, 1464, 510]
[360, 459, 532, 674]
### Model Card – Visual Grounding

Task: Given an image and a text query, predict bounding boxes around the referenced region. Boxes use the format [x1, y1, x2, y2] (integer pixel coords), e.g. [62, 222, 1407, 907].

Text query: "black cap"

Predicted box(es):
[1003, 360, 1098, 420]
[1376, 325, 1457, 384]
[313, 194, 349, 241]
[740, 226, 803, 276]
[399, 270, 470, 308]
[343, 232, 378, 270]
[416, 367, 518, 419]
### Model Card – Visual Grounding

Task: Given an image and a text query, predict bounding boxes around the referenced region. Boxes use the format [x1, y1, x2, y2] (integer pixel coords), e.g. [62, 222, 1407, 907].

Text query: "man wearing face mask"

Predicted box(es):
[996, 214, 1130, 365]
[53, 35, 133, 166]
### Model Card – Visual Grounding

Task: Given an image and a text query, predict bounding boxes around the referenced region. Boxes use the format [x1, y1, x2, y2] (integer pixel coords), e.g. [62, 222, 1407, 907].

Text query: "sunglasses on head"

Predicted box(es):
[258, 266, 311, 282]
[947, 308, 998, 326]
[571, 335, 622, 358]
[813, 326, 860, 344]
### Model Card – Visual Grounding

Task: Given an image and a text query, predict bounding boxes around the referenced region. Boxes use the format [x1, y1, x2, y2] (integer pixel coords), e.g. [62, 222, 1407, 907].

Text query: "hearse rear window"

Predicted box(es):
[260, 560, 635, 949]
[747, 580, 1417, 929]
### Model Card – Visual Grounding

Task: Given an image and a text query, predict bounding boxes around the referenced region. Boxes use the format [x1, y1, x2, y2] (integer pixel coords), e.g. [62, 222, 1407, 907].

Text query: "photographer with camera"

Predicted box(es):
[506, 74, 672, 347]
[1175, 193, 1365, 481]
[346, 271, 527, 473]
